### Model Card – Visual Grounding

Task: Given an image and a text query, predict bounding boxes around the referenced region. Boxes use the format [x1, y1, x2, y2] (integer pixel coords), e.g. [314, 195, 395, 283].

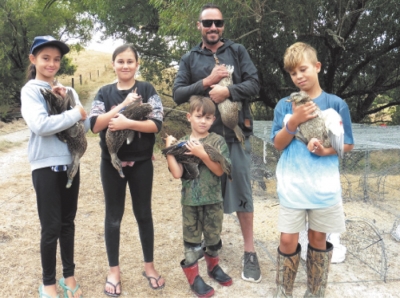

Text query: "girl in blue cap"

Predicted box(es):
[21, 35, 87, 298]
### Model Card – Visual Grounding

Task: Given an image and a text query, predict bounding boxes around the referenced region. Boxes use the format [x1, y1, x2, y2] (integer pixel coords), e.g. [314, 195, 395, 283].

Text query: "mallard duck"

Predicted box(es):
[213, 54, 245, 143]
[106, 101, 153, 178]
[284, 91, 344, 158]
[162, 134, 232, 180]
[40, 88, 87, 188]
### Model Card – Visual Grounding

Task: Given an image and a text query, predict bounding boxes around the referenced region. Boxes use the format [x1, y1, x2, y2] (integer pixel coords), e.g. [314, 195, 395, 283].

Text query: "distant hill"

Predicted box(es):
[58, 49, 116, 106]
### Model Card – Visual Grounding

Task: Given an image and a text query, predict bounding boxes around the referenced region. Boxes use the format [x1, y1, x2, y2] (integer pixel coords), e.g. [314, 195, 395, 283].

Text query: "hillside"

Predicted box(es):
[58, 49, 116, 107]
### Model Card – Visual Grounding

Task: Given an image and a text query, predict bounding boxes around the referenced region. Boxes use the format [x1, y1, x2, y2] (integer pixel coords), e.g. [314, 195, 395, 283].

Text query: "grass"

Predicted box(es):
[0, 104, 11, 120]
[57, 49, 116, 107]
[154, 68, 192, 147]
[0, 140, 21, 152]
[85, 130, 99, 138]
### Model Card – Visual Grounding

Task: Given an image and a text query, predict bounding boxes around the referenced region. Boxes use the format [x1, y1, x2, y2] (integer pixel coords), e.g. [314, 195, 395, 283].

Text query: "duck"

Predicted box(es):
[40, 88, 87, 188]
[106, 101, 153, 178]
[284, 91, 344, 158]
[162, 134, 232, 180]
[213, 54, 245, 143]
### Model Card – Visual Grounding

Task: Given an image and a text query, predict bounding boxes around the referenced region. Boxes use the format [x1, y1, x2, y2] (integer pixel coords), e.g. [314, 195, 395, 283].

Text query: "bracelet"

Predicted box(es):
[285, 122, 297, 135]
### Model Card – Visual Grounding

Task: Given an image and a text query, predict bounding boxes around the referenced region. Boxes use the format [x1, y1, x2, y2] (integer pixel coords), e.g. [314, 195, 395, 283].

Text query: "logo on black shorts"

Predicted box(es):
[239, 200, 247, 209]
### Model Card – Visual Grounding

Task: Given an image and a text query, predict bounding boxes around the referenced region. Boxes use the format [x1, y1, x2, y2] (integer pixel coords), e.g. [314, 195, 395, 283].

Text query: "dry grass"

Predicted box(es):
[0, 119, 27, 152]
[0, 137, 276, 298]
[58, 49, 116, 108]
[2, 136, 400, 297]
[58, 49, 114, 85]
[1, 50, 399, 297]
[0, 139, 21, 152]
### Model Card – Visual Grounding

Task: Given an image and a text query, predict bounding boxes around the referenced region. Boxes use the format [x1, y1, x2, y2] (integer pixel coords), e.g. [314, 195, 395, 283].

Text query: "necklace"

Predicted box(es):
[117, 80, 135, 90]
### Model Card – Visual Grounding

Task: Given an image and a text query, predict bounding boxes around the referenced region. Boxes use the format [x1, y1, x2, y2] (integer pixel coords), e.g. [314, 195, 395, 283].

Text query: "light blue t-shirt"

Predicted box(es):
[270, 91, 354, 209]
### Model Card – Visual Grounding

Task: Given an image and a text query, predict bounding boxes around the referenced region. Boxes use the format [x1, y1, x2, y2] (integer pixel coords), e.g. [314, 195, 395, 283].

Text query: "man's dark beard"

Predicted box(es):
[206, 38, 220, 45]
[204, 31, 221, 45]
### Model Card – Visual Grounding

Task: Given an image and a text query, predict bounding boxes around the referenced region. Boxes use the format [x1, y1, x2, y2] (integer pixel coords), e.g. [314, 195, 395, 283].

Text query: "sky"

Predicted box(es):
[81, 31, 178, 67]
[84, 31, 124, 53]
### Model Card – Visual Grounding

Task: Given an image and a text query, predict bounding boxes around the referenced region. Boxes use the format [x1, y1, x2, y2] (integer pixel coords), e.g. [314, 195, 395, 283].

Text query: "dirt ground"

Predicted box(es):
[0, 119, 399, 298]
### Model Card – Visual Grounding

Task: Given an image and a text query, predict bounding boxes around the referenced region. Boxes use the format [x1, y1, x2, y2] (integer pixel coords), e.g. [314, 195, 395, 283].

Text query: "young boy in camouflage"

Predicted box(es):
[165, 96, 232, 297]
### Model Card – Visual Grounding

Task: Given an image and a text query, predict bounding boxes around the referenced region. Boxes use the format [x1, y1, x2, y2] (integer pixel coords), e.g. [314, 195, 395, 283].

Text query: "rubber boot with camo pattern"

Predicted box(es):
[274, 243, 301, 298]
[304, 241, 333, 298]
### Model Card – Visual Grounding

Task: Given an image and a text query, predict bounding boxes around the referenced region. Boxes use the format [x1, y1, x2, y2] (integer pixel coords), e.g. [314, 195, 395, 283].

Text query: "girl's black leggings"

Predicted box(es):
[101, 158, 154, 266]
[32, 167, 80, 286]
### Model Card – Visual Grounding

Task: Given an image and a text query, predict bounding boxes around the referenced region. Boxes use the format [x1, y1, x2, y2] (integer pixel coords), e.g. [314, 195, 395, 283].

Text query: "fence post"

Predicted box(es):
[98, 70, 99, 77]
[90, 72, 91, 80]
[71, 78, 74, 88]
[80, 74, 82, 85]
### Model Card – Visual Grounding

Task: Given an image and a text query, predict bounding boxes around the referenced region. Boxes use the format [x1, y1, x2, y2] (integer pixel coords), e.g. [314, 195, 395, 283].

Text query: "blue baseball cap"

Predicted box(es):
[29, 35, 70, 55]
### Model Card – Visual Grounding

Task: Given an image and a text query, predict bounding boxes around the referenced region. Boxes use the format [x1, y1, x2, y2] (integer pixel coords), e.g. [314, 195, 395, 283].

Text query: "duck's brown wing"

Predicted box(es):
[41, 88, 64, 115]
[106, 129, 131, 155]
[204, 144, 232, 179]
[122, 103, 153, 120]
[65, 89, 76, 110]
[182, 163, 200, 180]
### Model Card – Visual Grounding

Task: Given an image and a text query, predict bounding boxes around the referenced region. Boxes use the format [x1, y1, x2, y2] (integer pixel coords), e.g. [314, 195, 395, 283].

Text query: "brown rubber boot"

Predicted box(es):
[304, 241, 333, 297]
[274, 243, 301, 298]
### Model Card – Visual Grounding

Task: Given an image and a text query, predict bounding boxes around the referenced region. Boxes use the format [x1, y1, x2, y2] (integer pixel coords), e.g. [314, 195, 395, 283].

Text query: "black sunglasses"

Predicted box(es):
[200, 19, 225, 28]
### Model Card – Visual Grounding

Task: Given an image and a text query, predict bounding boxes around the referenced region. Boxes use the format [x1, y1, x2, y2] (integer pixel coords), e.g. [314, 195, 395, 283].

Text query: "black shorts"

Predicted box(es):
[222, 138, 254, 213]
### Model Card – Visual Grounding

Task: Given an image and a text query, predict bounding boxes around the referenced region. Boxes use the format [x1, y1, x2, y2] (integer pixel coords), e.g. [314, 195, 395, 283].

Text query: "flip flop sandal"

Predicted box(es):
[142, 271, 165, 290]
[38, 284, 60, 298]
[104, 279, 121, 297]
[59, 278, 82, 298]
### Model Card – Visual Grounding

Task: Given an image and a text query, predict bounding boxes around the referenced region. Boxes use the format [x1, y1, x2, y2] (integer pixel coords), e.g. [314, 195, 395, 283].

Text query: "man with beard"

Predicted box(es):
[173, 3, 262, 283]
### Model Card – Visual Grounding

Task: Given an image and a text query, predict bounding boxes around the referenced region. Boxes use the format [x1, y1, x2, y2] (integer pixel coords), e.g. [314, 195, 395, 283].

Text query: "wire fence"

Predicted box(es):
[58, 64, 112, 89]
[251, 121, 400, 282]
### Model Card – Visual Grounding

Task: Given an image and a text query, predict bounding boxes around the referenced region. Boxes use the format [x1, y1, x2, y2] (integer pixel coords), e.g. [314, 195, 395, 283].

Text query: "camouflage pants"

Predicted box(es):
[182, 203, 223, 248]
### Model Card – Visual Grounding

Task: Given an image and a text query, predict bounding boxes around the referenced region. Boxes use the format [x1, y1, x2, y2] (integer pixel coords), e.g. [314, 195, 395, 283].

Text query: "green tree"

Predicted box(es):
[80, 0, 180, 85]
[32, 0, 400, 123]
[152, 0, 400, 123]
[0, 0, 93, 111]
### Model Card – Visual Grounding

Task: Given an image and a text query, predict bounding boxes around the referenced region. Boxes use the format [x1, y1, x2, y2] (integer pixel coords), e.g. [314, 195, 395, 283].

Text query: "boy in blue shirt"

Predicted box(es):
[270, 42, 354, 297]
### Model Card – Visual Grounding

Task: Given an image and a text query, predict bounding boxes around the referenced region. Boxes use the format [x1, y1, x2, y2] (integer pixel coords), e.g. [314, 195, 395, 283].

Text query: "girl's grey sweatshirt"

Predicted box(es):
[21, 79, 89, 171]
